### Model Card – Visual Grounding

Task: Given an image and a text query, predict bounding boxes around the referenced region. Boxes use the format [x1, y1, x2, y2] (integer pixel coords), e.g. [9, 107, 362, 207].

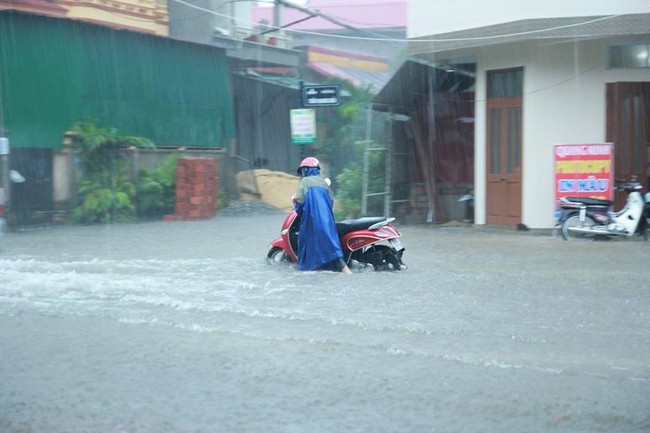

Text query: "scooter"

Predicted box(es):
[557, 181, 650, 241]
[267, 209, 408, 271]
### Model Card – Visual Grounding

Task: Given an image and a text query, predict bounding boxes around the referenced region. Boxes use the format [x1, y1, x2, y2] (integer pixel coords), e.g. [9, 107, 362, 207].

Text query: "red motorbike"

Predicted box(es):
[267, 210, 407, 271]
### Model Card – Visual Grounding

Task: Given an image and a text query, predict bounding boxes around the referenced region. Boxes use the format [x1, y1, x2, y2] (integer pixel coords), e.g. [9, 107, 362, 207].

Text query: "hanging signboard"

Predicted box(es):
[301, 85, 341, 107]
[554, 143, 614, 203]
[290, 109, 316, 145]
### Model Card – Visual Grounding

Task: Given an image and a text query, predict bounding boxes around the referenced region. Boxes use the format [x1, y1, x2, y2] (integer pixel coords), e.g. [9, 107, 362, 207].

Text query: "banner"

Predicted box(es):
[554, 143, 614, 202]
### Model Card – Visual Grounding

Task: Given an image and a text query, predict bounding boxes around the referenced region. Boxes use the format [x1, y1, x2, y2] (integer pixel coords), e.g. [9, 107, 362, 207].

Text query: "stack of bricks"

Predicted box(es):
[165, 157, 218, 221]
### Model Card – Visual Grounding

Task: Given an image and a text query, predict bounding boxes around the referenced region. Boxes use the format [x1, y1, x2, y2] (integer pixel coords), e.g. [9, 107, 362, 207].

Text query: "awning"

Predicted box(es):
[307, 62, 392, 95]
[372, 59, 474, 113]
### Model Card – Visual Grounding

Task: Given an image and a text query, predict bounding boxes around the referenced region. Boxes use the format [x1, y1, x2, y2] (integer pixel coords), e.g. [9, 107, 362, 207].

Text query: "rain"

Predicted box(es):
[1, 1, 649, 432]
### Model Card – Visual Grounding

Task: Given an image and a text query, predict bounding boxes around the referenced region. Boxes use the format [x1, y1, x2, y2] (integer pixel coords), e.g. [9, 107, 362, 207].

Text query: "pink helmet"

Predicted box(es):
[297, 157, 320, 174]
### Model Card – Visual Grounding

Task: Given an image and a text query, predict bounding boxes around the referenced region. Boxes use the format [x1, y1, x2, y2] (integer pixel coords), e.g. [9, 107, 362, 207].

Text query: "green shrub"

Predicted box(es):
[136, 154, 180, 219]
[72, 163, 136, 223]
[71, 119, 154, 224]
[334, 144, 386, 219]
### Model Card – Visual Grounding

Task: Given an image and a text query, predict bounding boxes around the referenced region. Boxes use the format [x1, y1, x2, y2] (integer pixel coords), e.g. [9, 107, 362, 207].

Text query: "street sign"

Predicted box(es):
[301, 84, 341, 107]
[290, 109, 316, 145]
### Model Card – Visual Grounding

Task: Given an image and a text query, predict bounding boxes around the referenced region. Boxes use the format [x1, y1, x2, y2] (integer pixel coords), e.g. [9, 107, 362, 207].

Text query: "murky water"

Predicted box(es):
[1, 214, 649, 433]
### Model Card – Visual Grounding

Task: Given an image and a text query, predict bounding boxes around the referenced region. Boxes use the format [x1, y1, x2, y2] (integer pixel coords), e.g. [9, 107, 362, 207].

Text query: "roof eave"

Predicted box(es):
[408, 13, 650, 57]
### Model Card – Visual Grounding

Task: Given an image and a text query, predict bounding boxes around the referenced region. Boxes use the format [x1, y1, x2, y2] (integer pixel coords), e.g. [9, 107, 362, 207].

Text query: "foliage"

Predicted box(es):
[333, 164, 363, 220]
[71, 119, 154, 176]
[217, 193, 230, 213]
[314, 78, 391, 218]
[71, 165, 136, 223]
[333, 141, 386, 220]
[318, 78, 383, 219]
[71, 119, 154, 224]
[136, 154, 180, 219]
[317, 78, 374, 178]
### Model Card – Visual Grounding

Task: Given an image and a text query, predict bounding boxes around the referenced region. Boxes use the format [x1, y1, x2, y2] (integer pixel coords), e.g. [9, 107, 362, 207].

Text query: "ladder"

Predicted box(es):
[361, 103, 410, 217]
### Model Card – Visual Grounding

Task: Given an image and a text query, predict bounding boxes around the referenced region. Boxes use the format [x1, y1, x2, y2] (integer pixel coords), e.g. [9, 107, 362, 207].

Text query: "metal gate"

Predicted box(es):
[9, 148, 53, 225]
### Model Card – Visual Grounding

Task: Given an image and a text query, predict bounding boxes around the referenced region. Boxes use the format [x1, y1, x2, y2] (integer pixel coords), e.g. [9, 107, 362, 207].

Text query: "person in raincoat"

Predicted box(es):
[292, 157, 351, 273]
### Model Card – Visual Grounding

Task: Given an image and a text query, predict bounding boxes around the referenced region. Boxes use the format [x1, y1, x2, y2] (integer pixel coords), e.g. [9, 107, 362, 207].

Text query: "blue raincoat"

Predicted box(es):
[294, 167, 344, 271]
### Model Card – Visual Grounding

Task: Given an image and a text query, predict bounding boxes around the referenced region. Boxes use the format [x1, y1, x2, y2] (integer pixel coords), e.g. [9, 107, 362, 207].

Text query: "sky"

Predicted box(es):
[257, 0, 308, 7]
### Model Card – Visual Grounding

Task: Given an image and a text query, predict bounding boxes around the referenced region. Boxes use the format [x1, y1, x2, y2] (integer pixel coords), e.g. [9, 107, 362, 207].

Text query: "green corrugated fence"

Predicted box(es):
[0, 11, 235, 149]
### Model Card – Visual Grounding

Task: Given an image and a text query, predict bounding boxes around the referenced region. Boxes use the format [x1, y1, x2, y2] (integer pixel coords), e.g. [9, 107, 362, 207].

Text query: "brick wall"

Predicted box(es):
[166, 157, 218, 221]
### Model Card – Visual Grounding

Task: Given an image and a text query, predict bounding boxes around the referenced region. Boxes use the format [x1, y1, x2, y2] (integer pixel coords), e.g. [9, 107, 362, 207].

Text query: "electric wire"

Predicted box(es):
[66, 1, 646, 100]
[169, 0, 627, 43]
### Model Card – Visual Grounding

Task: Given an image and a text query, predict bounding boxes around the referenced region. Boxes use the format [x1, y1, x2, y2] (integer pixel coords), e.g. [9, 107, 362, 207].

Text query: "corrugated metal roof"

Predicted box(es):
[307, 62, 391, 94]
[372, 59, 474, 113]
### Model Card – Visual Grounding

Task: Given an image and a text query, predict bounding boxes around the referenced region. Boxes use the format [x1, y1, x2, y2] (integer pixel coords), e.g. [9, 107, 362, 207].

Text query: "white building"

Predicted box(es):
[407, 1, 650, 228]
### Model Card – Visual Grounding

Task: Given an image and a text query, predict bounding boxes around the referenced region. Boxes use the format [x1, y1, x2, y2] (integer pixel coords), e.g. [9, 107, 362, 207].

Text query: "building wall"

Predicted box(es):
[61, 0, 168, 35]
[0, 0, 169, 35]
[169, 0, 241, 44]
[408, 0, 650, 37]
[231, 74, 302, 174]
[472, 37, 649, 228]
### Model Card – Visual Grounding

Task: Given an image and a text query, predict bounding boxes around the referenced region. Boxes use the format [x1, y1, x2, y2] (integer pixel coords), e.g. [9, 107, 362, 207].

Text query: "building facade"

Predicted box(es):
[0, 0, 169, 34]
[407, 0, 650, 228]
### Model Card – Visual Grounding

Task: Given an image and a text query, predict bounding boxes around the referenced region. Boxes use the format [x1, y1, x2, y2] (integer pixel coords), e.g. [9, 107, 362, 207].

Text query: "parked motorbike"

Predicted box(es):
[267, 209, 407, 271]
[557, 181, 650, 241]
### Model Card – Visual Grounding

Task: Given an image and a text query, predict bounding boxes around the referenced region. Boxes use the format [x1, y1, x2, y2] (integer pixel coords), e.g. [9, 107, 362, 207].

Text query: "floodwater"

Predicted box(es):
[0, 213, 648, 433]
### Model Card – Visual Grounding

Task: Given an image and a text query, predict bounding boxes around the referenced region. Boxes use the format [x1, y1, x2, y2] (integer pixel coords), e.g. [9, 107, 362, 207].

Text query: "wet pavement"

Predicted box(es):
[0, 210, 648, 432]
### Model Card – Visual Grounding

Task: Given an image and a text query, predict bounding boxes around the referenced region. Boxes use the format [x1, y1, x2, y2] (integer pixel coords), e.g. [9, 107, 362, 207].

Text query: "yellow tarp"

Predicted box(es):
[235, 169, 299, 212]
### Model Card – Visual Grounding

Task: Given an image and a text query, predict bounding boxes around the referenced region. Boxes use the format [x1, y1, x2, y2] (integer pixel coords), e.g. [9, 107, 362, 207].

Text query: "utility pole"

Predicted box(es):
[273, 0, 282, 29]
[0, 78, 9, 211]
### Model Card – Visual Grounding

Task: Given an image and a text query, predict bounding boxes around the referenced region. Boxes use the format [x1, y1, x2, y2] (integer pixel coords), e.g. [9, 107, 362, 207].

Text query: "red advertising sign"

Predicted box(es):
[554, 144, 614, 201]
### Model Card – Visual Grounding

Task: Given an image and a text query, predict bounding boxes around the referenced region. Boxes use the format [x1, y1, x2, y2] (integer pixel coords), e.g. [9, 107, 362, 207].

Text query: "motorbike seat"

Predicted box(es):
[563, 197, 613, 207]
[336, 217, 387, 236]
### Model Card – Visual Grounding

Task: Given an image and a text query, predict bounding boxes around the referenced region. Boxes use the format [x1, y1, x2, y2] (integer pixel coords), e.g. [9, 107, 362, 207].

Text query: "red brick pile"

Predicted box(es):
[165, 157, 218, 221]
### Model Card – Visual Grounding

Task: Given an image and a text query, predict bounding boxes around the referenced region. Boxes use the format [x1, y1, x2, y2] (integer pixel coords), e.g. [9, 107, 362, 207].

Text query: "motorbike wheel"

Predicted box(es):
[561, 214, 598, 241]
[266, 247, 292, 265]
[359, 245, 405, 271]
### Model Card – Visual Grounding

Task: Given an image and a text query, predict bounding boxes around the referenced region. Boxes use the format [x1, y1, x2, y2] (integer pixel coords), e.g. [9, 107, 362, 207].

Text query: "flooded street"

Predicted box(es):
[0, 213, 649, 433]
